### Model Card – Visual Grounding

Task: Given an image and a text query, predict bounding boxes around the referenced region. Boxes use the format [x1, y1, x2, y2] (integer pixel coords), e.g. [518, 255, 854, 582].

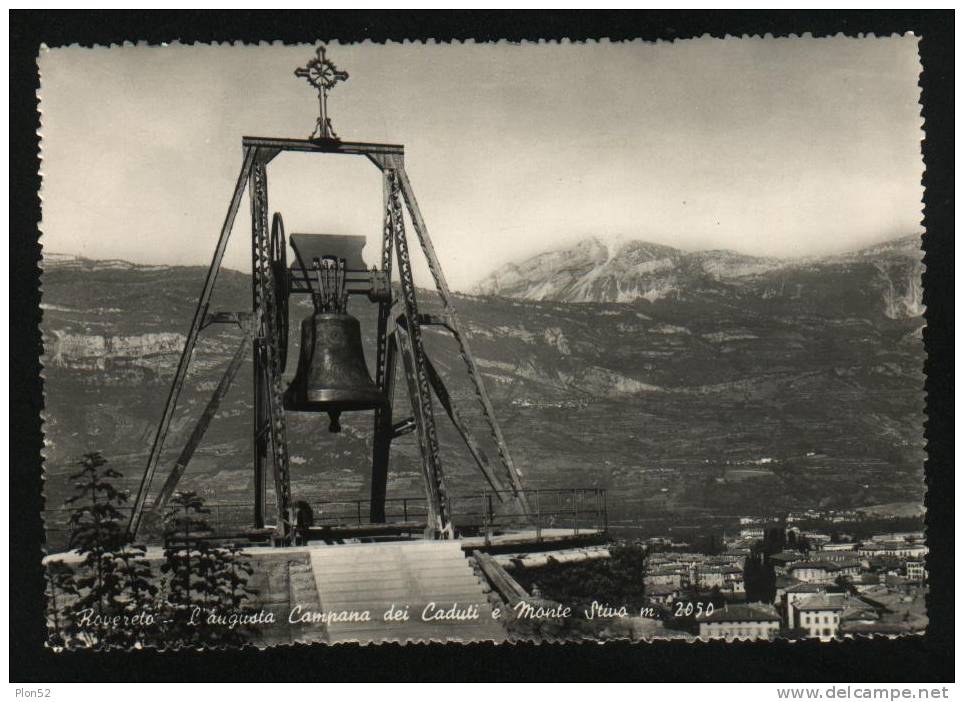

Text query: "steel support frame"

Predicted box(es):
[369, 169, 397, 523]
[128, 136, 528, 543]
[388, 170, 451, 536]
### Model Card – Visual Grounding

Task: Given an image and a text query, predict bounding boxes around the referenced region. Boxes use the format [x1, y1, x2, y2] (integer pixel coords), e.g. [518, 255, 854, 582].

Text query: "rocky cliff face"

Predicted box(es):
[474, 237, 786, 303]
[474, 235, 925, 319]
[45, 331, 187, 370]
[875, 261, 926, 320]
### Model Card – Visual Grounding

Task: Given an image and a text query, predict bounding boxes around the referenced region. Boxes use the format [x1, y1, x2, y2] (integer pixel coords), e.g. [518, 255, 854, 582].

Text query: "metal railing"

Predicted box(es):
[43, 488, 607, 550]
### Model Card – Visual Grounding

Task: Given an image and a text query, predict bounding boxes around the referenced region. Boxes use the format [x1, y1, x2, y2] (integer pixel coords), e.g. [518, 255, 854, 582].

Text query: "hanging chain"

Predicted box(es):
[313, 257, 348, 313]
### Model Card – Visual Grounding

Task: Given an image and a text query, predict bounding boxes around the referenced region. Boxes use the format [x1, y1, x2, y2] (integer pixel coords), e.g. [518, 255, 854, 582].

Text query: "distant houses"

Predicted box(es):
[858, 542, 928, 559]
[643, 520, 928, 641]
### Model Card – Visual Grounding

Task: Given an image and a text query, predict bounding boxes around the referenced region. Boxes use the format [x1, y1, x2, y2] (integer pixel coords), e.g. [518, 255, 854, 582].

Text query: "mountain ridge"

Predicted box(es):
[39, 234, 925, 538]
[473, 234, 923, 306]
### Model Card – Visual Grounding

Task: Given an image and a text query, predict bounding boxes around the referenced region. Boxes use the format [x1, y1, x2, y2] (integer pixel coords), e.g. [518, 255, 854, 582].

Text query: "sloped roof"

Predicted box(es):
[701, 603, 781, 623]
[770, 551, 805, 563]
[789, 560, 839, 571]
[796, 595, 846, 611]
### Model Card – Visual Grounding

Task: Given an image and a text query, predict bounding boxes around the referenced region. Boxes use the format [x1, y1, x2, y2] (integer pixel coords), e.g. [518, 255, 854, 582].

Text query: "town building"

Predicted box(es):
[646, 583, 680, 605]
[820, 542, 857, 552]
[820, 550, 862, 562]
[769, 550, 805, 574]
[870, 532, 925, 543]
[721, 565, 745, 594]
[698, 604, 781, 641]
[644, 567, 687, 589]
[858, 542, 928, 559]
[801, 531, 832, 545]
[834, 560, 862, 579]
[787, 561, 840, 583]
[795, 596, 845, 641]
[905, 561, 927, 582]
[695, 566, 725, 590]
[783, 582, 826, 627]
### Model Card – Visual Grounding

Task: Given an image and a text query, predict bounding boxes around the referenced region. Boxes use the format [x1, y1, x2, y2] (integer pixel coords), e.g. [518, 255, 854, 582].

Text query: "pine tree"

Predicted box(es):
[45, 566, 73, 648]
[159, 491, 256, 648]
[56, 452, 158, 649]
[743, 549, 777, 604]
[112, 540, 159, 646]
[160, 491, 210, 647]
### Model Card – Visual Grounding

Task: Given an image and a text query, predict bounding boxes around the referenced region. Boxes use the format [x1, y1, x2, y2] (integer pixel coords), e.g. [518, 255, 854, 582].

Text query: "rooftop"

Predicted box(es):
[647, 583, 680, 596]
[701, 603, 781, 623]
[795, 595, 846, 611]
[770, 551, 805, 563]
[789, 561, 840, 571]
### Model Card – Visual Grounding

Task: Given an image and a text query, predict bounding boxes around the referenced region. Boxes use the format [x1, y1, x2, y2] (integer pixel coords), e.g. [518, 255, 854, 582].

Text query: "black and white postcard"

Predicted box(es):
[33, 32, 933, 655]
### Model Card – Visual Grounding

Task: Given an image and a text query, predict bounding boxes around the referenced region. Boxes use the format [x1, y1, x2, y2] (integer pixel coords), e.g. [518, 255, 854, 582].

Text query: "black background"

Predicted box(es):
[10, 10, 954, 682]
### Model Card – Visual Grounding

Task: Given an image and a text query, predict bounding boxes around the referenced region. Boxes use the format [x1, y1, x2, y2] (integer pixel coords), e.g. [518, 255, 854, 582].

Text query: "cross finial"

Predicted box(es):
[294, 45, 349, 140]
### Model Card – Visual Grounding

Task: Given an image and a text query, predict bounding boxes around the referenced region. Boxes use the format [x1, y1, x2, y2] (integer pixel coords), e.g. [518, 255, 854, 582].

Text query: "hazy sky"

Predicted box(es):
[39, 37, 923, 290]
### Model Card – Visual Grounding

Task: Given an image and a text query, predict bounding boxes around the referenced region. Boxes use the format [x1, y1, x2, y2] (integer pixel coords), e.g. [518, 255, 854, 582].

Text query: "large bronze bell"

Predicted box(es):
[283, 311, 386, 432]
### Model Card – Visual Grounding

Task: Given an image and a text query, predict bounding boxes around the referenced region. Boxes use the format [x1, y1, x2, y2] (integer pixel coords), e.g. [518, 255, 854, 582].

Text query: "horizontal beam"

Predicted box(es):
[242, 136, 404, 158]
[417, 313, 455, 334]
[391, 417, 417, 439]
[201, 310, 253, 330]
[307, 522, 427, 539]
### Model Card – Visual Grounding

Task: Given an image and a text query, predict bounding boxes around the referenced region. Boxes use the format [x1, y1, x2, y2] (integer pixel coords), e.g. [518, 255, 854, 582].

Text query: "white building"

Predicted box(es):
[870, 532, 925, 543]
[905, 561, 927, 581]
[646, 583, 680, 605]
[721, 565, 745, 594]
[795, 596, 845, 641]
[698, 604, 781, 641]
[859, 542, 928, 559]
[820, 542, 857, 552]
[644, 569, 686, 589]
[835, 560, 862, 579]
[695, 567, 725, 590]
[787, 561, 840, 583]
[783, 582, 826, 628]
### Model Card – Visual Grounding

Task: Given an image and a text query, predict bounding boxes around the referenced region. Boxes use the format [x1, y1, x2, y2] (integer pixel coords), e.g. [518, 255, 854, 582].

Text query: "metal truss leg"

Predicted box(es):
[147, 329, 251, 522]
[128, 147, 256, 540]
[389, 171, 451, 537]
[395, 166, 531, 518]
[253, 339, 269, 529]
[370, 171, 397, 523]
[370, 333, 397, 523]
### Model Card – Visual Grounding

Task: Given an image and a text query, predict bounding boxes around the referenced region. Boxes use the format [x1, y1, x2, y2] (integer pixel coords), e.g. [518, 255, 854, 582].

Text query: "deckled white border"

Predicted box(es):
[35, 34, 927, 650]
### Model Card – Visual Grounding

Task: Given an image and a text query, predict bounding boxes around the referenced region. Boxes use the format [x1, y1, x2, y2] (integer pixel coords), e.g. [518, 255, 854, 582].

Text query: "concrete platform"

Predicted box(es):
[307, 540, 506, 644]
[460, 528, 606, 554]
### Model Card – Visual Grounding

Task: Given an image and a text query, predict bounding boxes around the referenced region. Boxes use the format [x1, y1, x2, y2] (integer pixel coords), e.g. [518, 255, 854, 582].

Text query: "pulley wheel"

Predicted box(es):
[270, 212, 290, 372]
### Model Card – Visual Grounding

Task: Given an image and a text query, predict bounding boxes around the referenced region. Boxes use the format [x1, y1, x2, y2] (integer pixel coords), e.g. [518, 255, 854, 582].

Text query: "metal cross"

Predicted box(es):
[295, 45, 349, 140]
